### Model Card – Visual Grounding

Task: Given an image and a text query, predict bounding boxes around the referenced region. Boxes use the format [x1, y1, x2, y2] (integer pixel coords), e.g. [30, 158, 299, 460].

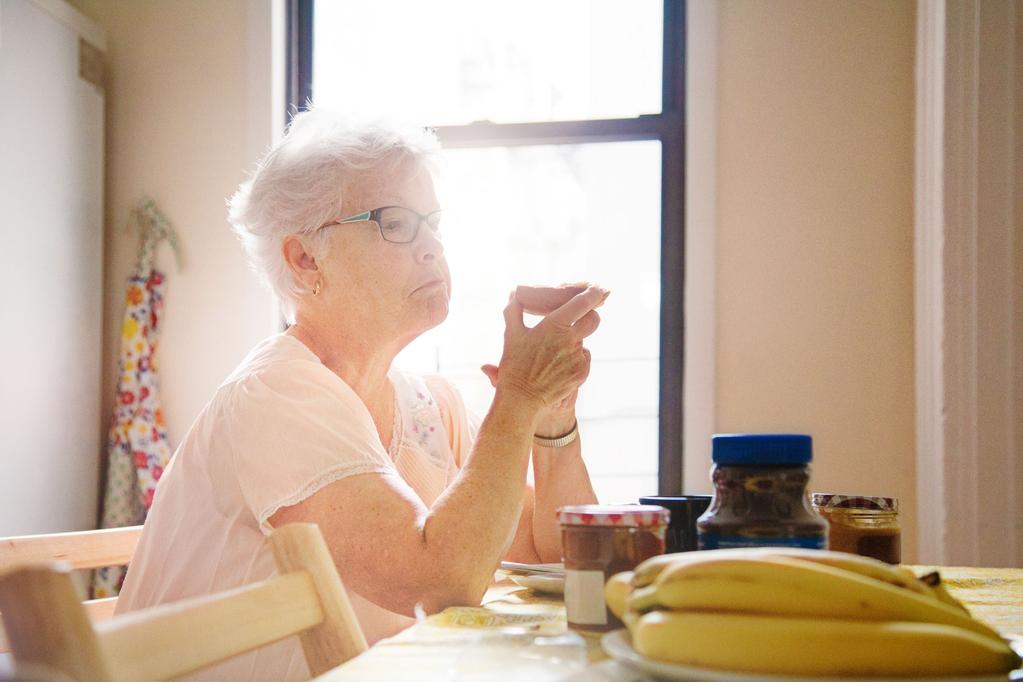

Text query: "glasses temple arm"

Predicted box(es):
[335, 210, 372, 224]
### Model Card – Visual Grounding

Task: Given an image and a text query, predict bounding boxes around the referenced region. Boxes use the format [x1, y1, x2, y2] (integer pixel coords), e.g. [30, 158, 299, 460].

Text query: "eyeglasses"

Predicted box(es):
[320, 205, 442, 244]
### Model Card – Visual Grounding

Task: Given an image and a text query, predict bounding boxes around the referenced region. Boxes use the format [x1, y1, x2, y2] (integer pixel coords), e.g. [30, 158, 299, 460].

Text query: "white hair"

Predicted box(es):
[227, 109, 440, 322]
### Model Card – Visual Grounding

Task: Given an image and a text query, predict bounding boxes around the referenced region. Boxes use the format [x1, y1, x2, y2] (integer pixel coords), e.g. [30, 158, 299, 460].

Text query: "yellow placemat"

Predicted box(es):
[911, 565, 1023, 637]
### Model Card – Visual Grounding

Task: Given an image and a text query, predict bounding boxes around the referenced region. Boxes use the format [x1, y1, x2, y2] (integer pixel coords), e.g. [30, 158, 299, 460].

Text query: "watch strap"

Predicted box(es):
[532, 420, 579, 449]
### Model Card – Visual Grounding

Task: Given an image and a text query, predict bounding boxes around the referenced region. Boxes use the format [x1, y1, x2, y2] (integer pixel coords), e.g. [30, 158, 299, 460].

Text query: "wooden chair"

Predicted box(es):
[0, 523, 367, 681]
[0, 525, 143, 652]
[0, 525, 142, 572]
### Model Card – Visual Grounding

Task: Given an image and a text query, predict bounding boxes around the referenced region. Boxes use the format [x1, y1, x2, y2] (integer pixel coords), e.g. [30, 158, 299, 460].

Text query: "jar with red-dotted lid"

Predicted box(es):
[557, 504, 669, 632]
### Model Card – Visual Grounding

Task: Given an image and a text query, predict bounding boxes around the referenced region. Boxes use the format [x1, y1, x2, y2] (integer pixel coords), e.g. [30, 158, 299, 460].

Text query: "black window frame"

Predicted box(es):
[287, 0, 686, 494]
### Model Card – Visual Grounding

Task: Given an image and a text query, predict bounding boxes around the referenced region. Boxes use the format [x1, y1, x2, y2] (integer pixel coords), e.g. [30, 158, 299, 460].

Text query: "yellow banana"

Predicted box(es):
[603, 571, 632, 621]
[627, 555, 1003, 641]
[621, 610, 639, 633]
[631, 547, 930, 595]
[631, 610, 1021, 676]
[894, 564, 920, 581]
[919, 569, 971, 612]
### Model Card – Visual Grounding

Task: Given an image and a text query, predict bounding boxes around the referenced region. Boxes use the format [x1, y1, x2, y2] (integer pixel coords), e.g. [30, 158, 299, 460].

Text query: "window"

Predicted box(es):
[289, 0, 685, 501]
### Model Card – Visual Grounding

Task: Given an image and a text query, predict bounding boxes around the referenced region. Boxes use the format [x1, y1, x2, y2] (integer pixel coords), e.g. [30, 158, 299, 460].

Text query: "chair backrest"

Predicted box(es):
[0, 523, 367, 681]
[0, 525, 143, 653]
[0, 526, 142, 573]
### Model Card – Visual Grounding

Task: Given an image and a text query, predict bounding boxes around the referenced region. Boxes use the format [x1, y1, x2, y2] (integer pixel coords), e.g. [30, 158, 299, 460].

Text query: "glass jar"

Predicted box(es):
[696, 434, 828, 550]
[558, 504, 668, 632]
[812, 494, 901, 564]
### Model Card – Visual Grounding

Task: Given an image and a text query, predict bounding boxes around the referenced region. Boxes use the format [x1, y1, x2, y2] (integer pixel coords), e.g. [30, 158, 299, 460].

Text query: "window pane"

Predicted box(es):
[395, 141, 661, 503]
[313, 0, 663, 125]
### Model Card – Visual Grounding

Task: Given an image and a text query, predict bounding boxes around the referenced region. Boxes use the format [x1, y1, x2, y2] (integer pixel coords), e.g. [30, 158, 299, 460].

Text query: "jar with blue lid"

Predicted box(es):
[696, 434, 828, 550]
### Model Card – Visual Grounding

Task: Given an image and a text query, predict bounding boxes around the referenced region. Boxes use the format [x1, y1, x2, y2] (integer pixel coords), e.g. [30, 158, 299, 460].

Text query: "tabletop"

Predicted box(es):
[314, 566, 1023, 682]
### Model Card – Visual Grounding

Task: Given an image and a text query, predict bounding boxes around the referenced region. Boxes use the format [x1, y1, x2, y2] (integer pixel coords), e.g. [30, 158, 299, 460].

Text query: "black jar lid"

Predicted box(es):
[711, 434, 812, 466]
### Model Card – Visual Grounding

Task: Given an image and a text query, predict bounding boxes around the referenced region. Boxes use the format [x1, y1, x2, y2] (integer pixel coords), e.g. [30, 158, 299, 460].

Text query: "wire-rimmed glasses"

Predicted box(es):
[320, 205, 442, 244]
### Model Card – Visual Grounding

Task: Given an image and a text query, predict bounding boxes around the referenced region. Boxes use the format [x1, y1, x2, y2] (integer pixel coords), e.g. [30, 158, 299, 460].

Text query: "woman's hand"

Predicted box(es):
[482, 285, 605, 426]
[534, 390, 578, 437]
[481, 363, 579, 436]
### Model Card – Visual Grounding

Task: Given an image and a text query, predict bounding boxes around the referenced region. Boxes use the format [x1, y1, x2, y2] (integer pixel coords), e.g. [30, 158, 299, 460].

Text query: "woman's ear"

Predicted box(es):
[282, 235, 320, 291]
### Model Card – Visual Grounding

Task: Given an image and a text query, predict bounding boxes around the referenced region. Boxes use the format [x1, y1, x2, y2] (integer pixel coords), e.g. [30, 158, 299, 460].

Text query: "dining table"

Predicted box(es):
[314, 565, 1023, 681]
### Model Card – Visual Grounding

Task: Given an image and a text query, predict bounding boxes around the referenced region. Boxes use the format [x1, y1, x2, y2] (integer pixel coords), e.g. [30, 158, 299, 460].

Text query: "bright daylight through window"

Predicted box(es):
[310, 0, 676, 502]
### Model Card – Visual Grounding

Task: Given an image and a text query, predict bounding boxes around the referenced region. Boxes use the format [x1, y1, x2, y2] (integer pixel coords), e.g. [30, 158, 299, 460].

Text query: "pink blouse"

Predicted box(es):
[116, 334, 476, 680]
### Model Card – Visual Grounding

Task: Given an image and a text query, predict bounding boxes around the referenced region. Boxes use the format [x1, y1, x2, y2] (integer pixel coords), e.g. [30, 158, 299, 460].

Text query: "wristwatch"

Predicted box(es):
[532, 420, 579, 449]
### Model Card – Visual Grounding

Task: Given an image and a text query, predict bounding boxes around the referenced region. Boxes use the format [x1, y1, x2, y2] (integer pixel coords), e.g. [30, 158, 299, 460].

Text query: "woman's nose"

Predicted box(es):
[414, 223, 444, 263]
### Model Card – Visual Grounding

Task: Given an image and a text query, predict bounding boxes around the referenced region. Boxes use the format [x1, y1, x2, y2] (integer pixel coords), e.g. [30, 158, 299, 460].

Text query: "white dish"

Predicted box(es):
[601, 628, 1019, 682]
[509, 573, 565, 595]
[500, 561, 564, 576]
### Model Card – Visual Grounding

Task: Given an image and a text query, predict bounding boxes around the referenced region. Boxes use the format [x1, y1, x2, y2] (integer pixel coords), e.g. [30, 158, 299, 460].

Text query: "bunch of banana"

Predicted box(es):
[604, 549, 1021, 677]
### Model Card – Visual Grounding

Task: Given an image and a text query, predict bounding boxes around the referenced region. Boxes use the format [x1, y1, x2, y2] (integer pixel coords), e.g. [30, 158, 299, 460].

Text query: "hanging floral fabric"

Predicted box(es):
[93, 199, 180, 598]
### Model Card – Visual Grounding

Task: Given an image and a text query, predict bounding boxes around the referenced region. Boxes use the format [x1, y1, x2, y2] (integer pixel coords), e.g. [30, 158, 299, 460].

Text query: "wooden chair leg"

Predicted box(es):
[0, 565, 113, 682]
[270, 524, 368, 676]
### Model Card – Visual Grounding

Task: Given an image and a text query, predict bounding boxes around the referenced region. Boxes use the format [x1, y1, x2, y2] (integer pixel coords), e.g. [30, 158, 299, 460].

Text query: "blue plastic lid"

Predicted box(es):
[712, 434, 813, 466]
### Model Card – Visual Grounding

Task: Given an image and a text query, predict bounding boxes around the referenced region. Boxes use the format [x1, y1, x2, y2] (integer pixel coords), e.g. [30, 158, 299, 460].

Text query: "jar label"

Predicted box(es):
[564, 569, 608, 626]
[699, 534, 826, 550]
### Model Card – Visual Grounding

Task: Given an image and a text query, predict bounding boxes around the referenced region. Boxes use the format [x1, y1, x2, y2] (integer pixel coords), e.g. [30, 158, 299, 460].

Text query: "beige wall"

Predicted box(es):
[67, 0, 275, 475]
[714, 0, 918, 559]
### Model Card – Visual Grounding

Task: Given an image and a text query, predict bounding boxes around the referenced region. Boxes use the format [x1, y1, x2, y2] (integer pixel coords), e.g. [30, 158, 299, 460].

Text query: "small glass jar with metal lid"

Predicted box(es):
[812, 494, 901, 564]
[558, 504, 669, 632]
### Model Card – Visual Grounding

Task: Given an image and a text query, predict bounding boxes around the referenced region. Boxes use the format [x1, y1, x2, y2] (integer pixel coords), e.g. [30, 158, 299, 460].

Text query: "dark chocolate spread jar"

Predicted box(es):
[696, 434, 828, 550]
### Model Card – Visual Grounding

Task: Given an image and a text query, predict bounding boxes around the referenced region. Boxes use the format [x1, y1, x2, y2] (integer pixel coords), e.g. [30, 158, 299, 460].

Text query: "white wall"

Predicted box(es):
[68, 0, 278, 466]
[967, 0, 1020, 568]
[922, 0, 1023, 567]
[0, 0, 105, 534]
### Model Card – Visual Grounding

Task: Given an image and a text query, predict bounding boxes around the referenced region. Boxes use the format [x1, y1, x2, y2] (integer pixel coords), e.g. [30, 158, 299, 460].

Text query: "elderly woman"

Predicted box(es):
[116, 110, 604, 680]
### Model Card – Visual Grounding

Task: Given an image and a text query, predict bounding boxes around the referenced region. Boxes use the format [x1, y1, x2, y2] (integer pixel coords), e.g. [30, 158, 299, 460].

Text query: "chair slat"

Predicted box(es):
[98, 571, 323, 682]
[0, 526, 142, 571]
[271, 523, 368, 675]
[84, 596, 119, 621]
[0, 596, 118, 654]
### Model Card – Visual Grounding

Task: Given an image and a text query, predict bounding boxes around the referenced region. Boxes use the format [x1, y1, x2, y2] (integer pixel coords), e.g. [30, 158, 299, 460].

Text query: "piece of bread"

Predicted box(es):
[514, 282, 606, 315]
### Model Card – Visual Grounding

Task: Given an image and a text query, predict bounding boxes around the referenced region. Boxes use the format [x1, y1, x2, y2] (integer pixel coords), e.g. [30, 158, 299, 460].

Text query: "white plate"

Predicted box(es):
[509, 573, 565, 595]
[601, 629, 1020, 682]
[500, 561, 564, 575]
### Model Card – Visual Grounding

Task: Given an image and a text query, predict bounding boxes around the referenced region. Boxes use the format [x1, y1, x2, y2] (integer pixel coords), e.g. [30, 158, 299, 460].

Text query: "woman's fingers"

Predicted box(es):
[544, 286, 609, 328]
[496, 285, 604, 409]
[572, 310, 601, 340]
[480, 363, 500, 388]
[502, 291, 526, 333]
[568, 346, 592, 385]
